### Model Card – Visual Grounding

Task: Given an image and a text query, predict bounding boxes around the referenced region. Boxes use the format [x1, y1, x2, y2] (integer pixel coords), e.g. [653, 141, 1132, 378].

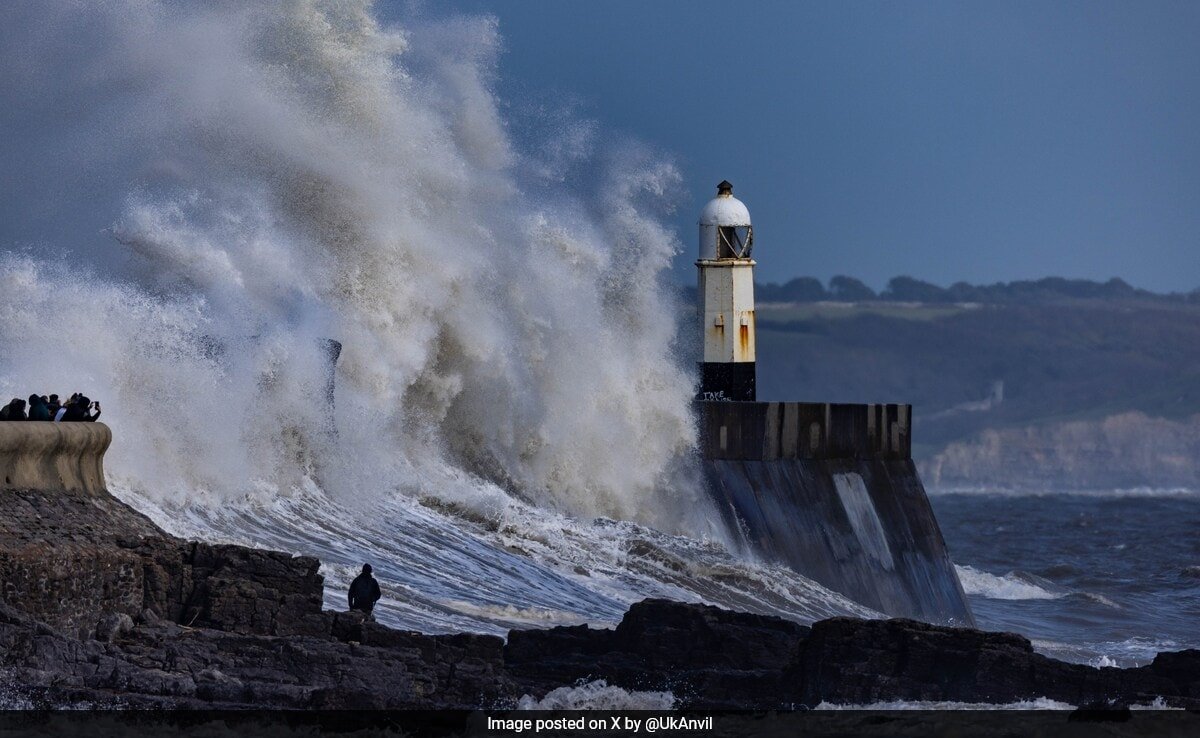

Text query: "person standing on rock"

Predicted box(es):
[348, 564, 381, 619]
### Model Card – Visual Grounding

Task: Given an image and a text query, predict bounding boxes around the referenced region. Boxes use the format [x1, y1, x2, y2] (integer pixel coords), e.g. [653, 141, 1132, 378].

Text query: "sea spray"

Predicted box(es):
[0, 0, 891, 635]
[0, 0, 700, 529]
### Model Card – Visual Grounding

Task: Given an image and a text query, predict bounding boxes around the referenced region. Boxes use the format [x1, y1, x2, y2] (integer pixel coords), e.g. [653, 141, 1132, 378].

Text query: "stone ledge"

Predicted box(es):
[0, 423, 111, 495]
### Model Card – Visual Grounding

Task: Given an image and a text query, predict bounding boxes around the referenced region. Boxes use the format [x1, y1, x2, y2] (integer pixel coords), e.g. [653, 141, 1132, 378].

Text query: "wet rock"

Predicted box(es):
[0, 605, 517, 709]
[94, 613, 134, 642]
[791, 617, 1200, 709]
[136, 608, 160, 626]
[506, 599, 811, 708]
[330, 610, 367, 643]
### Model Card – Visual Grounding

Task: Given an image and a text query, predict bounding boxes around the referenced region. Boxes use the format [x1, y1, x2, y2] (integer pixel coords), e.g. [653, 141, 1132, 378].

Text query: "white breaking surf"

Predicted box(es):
[517, 681, 675, 711]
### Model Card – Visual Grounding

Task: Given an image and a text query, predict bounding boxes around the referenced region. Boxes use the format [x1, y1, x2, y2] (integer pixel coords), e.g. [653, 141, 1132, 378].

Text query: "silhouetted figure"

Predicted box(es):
[61, 395, 101, 422]
[27, 395, 51, 421]
[348, 564, 382, 617]
[0, 398, 27, 420]
[46, 394, 61, 419]
[55, 393, 80, 422]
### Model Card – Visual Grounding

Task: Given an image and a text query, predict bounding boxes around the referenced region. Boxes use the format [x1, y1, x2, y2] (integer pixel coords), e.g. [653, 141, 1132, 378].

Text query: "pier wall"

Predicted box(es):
[699, 402, 973, 626]
[0, 423, 111, 495]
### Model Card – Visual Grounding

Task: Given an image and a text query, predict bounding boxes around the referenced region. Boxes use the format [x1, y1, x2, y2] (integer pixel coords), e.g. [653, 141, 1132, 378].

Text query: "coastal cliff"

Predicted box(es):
[1, 483, 1199, 709]
[922, 412, 1200, 490]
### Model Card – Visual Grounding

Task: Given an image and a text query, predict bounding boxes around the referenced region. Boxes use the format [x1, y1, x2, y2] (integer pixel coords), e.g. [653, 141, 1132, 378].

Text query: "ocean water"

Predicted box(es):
[932, 490, 1200, 667]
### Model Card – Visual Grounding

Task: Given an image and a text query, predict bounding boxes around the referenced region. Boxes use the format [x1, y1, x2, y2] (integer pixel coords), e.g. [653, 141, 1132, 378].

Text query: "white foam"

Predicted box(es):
[1030, 636, 1183, 668]
[518, 681, 675, 710]
[0, 686, 33, 710]
[954, 565, 1062, 601]
[1131, 697, 1183, 710]
[439, 600, 596, 628]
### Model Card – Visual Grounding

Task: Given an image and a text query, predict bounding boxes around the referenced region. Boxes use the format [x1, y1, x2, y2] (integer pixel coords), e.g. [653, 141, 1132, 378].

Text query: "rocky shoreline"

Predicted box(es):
[1, 487, 1197, 709]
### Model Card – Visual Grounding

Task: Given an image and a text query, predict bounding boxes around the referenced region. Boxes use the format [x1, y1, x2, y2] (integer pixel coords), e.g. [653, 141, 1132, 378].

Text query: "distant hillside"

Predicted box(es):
[682, 274, 1200, 307]
[678, 276, 1200, 488]
[753, 274, 1200, 305]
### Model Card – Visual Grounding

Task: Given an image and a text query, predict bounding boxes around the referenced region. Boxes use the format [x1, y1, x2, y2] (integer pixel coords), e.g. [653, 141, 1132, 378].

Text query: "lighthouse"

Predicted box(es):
[696, 180, 756, 401]
[690, 177, 972, 625]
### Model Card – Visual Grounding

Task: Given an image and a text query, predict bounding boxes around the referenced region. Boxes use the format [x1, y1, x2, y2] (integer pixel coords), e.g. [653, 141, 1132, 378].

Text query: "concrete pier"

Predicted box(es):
[699, 402, 973, 626]
[0, 423, 111, 495]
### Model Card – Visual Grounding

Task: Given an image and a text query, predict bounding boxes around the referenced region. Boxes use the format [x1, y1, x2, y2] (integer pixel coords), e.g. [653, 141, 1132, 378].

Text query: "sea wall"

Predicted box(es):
[0, 422, 110, 495]
[699, 401, 973, 626]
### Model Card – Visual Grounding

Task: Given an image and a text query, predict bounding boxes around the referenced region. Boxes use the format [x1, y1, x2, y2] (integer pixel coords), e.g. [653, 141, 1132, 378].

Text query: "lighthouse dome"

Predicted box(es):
[699, 180, 751, 227]
[698, 180, 753, 260]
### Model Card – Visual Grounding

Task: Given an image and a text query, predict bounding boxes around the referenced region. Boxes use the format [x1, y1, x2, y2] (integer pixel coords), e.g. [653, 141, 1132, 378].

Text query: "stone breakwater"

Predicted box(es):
[697, 401, 974, 626]
[1, 485, 1198, 709]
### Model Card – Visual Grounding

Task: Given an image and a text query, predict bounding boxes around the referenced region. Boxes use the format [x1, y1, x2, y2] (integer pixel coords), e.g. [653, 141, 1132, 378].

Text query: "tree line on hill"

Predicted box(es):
[746, 275, 1200, 304]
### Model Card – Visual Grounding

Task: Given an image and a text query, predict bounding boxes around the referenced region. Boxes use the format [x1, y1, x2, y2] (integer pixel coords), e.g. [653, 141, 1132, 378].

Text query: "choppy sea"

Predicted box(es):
[931, 489, 1200, 667]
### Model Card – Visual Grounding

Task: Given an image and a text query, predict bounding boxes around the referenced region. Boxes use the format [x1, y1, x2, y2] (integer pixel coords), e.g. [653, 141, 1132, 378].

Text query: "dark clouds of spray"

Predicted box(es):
[0, 0, 704, 530]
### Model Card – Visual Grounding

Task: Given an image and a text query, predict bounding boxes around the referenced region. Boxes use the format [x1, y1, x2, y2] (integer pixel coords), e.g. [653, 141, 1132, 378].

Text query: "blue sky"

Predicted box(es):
[435, 1, 1200, 291]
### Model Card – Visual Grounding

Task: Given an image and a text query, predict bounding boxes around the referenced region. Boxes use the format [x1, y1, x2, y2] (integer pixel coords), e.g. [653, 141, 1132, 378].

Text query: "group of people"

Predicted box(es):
[4, 389, 384, 616]
[6, 387, 387, 617]
[0, 392, 102, 422]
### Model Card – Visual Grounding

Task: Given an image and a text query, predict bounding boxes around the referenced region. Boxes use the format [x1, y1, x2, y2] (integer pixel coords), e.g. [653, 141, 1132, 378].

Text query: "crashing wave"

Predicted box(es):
[954, 565, 1063, 601]
[517, 681, 675, 710]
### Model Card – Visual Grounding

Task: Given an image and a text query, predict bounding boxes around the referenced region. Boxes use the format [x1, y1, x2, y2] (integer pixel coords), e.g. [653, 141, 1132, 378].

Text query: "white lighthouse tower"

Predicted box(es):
[697, 180, 756, 401]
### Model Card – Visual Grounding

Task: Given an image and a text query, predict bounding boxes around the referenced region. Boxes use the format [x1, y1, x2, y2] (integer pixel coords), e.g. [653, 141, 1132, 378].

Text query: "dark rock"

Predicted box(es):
[136, 608, 160, 626]
[330, 610, 366, 643]
[793, 616, 1053, 704]
[1069, 702, 1132, 722]
[504, 603, 1200, 710]
[94, 612, 134, 642]
[616, 597, 810, 671]
[506, 599, 810, 708]
[0, 607, 517, 709]
[136, 539, 325, 636]
[790, 617, 1200, 709]
[1132, 650, 1200, 703]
